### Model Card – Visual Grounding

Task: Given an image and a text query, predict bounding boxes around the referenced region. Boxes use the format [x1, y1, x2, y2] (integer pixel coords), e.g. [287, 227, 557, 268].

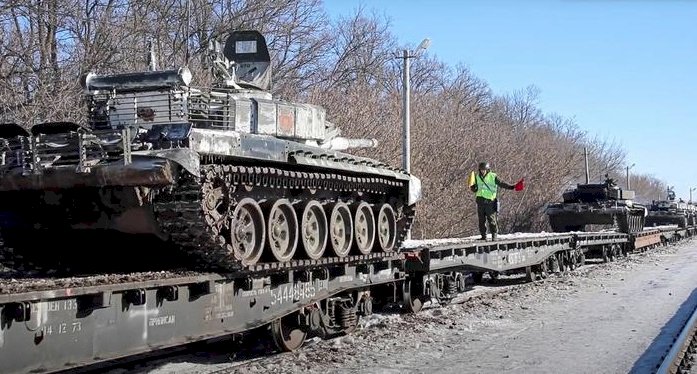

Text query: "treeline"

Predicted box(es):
[0, 0, 667, 238]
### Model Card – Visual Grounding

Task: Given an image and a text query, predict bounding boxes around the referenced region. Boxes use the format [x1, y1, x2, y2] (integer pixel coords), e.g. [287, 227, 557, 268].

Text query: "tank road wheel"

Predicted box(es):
[230, 198, 266, 266]
[300, 200, 328, 260]
[375, 203, 397, 252]
[353, 202, 376, 255]
[266, 199, 298, 262]
[270, 312, 307, 352]
[328, 202, 353, 257]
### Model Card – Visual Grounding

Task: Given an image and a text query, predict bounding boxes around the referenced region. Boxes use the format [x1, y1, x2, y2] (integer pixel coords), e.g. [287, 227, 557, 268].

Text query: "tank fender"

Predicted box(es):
[131, 148, 200, 178]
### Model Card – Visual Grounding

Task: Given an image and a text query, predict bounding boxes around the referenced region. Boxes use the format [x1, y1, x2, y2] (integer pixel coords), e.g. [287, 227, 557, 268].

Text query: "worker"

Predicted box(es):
[468, 162, 524, 241]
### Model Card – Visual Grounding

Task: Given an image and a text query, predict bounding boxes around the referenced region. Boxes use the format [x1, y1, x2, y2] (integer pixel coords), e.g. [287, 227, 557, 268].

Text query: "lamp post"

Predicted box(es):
[626, 163, 635, 190]
[395, 38, 430, 173]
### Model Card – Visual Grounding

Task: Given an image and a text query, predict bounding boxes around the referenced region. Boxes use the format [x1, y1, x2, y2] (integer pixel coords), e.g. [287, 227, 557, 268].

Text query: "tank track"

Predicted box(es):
[153, 163, 414, 272]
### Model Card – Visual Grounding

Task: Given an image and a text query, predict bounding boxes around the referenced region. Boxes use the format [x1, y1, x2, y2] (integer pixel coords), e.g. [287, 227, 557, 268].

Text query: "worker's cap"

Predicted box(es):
[478, 162, 490, 170]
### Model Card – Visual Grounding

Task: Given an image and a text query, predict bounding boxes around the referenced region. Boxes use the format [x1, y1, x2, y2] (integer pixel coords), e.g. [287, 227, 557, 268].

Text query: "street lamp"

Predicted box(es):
[395, 38, 430, 173]
[626, 163, 635, 190]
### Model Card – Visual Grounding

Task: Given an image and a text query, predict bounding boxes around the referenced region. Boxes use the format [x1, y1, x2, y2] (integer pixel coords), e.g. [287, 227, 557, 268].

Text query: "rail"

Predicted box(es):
[656, 301, 697, 374]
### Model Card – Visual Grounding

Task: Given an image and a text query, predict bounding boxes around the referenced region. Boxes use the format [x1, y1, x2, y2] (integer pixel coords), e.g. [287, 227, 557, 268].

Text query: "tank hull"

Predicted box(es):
[545, 203, 646, 234]
[0, 127, 419, 273]
[645, 213, 689, 228]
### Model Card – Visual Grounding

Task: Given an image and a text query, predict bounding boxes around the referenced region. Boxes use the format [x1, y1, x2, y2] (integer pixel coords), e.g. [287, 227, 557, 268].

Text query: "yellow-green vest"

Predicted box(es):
[476, 172, 497, 201]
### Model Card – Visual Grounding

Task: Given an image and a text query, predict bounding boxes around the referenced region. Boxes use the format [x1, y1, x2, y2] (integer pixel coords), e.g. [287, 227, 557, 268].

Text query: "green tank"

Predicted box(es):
[645, 187, 692, 228]
[545, 176, 647, 234]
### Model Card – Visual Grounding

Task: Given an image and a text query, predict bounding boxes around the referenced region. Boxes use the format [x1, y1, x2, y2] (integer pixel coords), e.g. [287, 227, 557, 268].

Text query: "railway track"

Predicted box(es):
[656, 298, 697, 374]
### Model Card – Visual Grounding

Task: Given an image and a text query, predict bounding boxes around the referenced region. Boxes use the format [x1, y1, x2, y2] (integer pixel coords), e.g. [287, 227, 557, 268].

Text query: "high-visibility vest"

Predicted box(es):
[476, 172, 498, 201]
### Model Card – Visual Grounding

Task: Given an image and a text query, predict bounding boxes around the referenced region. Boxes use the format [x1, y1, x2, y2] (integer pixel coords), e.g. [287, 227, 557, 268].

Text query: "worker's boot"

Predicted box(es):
[480, 233, 487, 241]
[491, 233, 497, 241]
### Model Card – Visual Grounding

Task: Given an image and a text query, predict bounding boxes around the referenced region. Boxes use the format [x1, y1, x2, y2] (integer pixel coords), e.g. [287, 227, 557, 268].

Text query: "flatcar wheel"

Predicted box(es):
[270, 312, 307, 352]
[537, 260, 549, 279]
[300, 200, 328, 260]
[328, 202, 353, 257]
[525, 266, 535, 282]
[456, 273, 467, 292]
[472, 272, 484, 283]
[375, 203, 397, 252]
[267, 199, 298, 262]
[602, 246, 609, 263]
[353, 202, 376, 255]
[556, 253, 566, 272]
[402, 279, 426, 313]
[230, 198, 266, 266]
[568, 252, 577, 270]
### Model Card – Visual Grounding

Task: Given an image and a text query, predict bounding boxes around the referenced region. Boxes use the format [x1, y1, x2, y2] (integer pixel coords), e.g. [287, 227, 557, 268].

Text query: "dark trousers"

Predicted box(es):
[476, 197, 498, 237]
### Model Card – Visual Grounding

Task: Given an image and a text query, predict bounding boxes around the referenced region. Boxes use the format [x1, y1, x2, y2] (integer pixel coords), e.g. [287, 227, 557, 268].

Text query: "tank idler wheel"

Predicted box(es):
[353, 202, 376, 255]
[375, 203, 397, 252]
[328, 201, 353, 257]
[230, 198, 266, 266]
[266, 199, 298, 262]
[299, 200, 328, 260]
[402, 279, 427, 314]
[270, 312, 307, 352]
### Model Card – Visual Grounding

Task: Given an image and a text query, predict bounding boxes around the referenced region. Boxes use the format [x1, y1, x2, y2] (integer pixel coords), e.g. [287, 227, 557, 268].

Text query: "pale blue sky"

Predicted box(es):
[323, 0, 697, 201]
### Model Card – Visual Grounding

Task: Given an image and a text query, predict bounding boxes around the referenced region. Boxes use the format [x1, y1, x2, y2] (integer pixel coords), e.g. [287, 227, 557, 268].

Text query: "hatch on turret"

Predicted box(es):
[223, 30, 272, 91]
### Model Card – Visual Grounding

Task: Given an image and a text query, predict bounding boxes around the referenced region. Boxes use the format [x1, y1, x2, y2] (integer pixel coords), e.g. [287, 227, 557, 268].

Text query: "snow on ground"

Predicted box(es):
[402, 232, 574, 249]
[108, 238, 697, 374]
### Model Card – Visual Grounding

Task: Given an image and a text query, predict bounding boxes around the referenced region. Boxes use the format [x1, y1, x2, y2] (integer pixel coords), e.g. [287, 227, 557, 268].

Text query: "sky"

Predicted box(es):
[323, 0, 697, 201]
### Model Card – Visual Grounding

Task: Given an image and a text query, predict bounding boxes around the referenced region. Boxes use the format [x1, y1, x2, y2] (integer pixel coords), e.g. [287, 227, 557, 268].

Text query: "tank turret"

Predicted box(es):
[0, 30, 421, 273]
[545, 175, 647, 233]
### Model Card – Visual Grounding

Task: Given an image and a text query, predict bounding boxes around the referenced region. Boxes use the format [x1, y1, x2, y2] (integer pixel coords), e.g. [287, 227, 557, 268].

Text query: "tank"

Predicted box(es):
[645, 187, 692, 228]
[545, 175, 647, 234]
[0, 30, 421, 272]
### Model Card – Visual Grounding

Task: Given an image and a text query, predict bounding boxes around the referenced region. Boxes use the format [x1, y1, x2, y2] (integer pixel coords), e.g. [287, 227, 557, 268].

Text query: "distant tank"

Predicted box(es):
[645, 187, 692, 228]
[545, 175, 647, 234]
[0, 30, 421, 271]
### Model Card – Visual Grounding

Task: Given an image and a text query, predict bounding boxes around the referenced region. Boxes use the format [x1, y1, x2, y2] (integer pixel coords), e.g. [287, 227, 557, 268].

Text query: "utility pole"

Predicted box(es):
[402, 49, 411, 172]
[395, 38, 431, 174]
[626, 163, 635, 190]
